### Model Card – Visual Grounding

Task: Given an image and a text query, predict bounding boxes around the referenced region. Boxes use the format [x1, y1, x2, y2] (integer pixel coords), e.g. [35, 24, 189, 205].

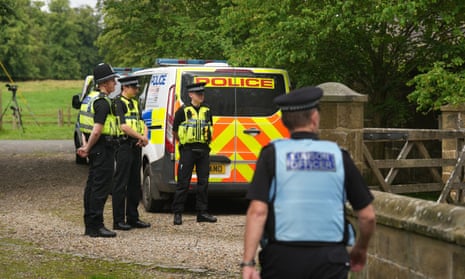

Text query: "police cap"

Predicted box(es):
[186, 82, 206, 94]
[93, 63, 119, 83]
[274, 86, 323, 112]
[118, 75, 140, 87]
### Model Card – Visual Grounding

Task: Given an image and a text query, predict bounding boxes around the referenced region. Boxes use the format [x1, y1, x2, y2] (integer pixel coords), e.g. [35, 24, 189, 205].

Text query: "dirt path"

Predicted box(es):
[0, 142, 245, 278]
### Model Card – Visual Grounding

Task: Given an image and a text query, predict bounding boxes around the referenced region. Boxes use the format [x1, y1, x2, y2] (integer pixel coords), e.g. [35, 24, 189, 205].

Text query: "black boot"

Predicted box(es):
[197, 212, 217, 223]
[173, 213, 182, 225]
[113, 222, 132, 230]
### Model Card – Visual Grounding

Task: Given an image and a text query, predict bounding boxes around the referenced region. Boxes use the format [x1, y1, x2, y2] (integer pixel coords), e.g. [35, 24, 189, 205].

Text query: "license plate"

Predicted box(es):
[209, 163, 225, 174]
[193, 163, 226, 175]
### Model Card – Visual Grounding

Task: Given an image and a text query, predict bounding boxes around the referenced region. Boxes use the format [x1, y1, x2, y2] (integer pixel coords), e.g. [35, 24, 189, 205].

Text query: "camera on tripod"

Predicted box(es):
[6, 84, 17, 92]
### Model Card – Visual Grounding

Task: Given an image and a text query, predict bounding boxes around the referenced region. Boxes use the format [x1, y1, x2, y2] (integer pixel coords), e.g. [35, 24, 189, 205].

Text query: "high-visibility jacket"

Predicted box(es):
[78, 91, 120, 136]
[177, 105, 212, 145]
[267, 139, 347, 244]
[119, 96, 145, 135]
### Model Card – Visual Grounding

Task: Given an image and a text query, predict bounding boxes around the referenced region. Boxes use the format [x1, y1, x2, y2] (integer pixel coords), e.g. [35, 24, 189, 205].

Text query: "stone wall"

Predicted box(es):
[349, 191, 465, 279]
[317, 83, 465, 278]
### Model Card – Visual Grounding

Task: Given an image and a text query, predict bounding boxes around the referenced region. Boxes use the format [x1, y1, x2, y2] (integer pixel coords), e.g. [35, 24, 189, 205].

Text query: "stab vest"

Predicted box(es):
[266, 139, 347, 244]
[78, 91, 120, 136]
[177, 105, 212, 145]
[119, 96, 145, 135]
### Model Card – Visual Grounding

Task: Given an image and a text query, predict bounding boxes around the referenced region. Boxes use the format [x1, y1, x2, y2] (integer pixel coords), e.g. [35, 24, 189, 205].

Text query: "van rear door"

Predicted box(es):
[179, 68, 290, 185]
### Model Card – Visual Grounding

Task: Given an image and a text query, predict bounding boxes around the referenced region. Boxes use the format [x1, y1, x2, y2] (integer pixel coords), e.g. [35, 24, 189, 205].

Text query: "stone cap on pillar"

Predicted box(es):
[318, 82, 368, 103]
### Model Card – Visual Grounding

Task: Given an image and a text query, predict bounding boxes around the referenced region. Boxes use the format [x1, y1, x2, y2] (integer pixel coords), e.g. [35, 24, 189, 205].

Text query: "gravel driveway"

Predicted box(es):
[0, 140, 247, 278]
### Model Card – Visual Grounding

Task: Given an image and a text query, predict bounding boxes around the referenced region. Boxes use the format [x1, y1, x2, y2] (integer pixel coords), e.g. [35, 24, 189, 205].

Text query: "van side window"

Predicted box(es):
[137, 75, 151, 109]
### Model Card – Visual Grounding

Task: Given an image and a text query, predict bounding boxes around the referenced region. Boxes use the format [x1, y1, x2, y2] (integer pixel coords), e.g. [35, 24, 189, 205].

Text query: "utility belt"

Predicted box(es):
[85, 133, 119, 146]
[179, 143, 210, 153]
[118, 136, 139, 147]
[101, 135, 121, 146]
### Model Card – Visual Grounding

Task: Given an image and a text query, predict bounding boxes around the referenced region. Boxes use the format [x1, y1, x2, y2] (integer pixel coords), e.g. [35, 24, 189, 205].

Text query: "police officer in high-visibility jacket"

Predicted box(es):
[242, 86, 376, 278]
[77, 63, 120, 238]
[112, 75, 151, 231]
[172, 82, 217, 225]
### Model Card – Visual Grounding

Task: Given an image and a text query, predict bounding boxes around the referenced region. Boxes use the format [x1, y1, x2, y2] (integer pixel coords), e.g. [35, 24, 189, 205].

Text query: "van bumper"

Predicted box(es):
[208, 183, 250, 197]
[166, 181, 250, 197]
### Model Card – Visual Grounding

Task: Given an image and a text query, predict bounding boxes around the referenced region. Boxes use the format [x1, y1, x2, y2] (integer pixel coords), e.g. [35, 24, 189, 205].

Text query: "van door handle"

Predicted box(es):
[243, 128, 261, 136]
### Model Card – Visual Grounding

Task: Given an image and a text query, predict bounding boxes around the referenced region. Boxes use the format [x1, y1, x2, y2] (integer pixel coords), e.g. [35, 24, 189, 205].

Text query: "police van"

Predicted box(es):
[133, 59, 291, 212]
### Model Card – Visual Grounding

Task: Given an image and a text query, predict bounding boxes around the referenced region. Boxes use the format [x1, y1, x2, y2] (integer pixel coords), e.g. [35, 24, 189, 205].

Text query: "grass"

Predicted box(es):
[0, 236, 191, 279]
[0, 80, 81, 139]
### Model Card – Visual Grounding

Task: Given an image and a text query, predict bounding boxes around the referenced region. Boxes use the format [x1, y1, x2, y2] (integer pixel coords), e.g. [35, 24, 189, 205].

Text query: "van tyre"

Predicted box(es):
[142, 164, 170, 212]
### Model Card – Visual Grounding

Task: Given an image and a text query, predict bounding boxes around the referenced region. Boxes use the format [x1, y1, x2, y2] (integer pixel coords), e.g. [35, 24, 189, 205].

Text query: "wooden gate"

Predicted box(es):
[362, 128, 465, 204]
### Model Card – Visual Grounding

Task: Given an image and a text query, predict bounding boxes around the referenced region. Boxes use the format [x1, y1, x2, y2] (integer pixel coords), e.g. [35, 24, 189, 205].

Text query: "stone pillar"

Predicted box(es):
[440, 105, 465, 202]
[318, 82, 368, 170]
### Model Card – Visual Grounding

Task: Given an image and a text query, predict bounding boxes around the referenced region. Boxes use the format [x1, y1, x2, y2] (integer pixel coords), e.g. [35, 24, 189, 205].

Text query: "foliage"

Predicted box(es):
[97, 0, 227, 67]
[98, 0, 465, 127]
[0, 0, 101, 80]
[2, 1, 465, 127]
[216, 0, 465, 126]
[407, 60, 465, 113]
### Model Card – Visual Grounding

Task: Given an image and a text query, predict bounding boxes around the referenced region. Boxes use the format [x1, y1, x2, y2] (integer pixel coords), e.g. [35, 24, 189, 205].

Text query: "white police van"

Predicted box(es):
[132, 59, 291, 212]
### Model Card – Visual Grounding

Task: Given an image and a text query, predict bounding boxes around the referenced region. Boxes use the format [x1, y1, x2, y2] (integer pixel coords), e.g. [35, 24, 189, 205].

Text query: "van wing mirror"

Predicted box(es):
[72, 94, 81, 109]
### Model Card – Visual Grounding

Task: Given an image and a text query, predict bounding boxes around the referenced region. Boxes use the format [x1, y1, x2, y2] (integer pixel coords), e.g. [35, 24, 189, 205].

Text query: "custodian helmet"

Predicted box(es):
[93, 63, 118, 84]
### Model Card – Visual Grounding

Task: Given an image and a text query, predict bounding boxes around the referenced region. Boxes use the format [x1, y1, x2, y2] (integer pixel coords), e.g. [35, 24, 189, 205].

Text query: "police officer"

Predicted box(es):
[242, 86, 376, 278]
[77, 63, 120, 238]
[112, 75, 151, 230]
[172, 82, 217, 225]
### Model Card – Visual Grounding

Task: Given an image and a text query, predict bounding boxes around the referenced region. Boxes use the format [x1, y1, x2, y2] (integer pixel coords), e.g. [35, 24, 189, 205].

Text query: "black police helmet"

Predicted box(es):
[186, 82, 206, 94]
[93, 63, 118, 84]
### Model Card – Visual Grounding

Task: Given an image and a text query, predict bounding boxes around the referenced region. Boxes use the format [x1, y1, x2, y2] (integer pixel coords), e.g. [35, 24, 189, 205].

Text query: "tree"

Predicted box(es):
[219, 0, 465, 127]
[0, 0, 102, 80]
[73, 5, 103, 77]
[0, 0, 48, 80]
[407, 60, 465, 113]
[46, 0, 85, 79]
[97, 0, 159, 66]
[97, 0, 227, 67]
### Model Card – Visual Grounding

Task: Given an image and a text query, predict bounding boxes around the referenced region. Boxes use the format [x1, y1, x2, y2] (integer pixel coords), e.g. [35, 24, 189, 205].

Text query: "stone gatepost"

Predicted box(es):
[440, 104, 465, 202]
[318, 82, 368, 170]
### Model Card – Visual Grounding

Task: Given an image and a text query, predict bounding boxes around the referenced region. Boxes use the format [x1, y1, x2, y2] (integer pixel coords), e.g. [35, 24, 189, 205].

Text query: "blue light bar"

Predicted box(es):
[155, 58, 228, 66]
[113, 67, 144, 74]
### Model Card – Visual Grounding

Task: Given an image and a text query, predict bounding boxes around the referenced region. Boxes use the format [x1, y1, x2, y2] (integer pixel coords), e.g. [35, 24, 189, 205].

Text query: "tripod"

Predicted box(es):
[0, 84, 24, 132]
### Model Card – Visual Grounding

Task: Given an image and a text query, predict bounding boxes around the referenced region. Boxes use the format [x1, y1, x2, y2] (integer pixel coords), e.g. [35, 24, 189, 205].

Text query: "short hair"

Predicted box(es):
[281, 108, 316, 130]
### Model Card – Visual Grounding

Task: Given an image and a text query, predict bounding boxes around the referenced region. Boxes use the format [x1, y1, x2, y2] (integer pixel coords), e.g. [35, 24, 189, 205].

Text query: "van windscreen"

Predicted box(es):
[181, 71, 286, 117]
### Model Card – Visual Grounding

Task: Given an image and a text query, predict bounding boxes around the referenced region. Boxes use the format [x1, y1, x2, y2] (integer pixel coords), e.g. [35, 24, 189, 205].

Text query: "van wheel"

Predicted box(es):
[142, 164, 170, 212]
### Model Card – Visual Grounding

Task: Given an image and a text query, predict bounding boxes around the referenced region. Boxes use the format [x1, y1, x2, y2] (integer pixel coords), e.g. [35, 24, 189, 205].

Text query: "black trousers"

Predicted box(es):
[112, 142, 142, 224]
[83, 142, 115, 230]
[172, 146, 210, 213]
[259, 243, 350, 279]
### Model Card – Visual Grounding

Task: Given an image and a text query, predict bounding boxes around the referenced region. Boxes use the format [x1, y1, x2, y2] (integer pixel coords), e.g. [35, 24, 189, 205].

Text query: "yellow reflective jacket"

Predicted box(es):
[178, 105, 212, 145]
[78, 91, 120, 136]
[119, 96, 145, 135]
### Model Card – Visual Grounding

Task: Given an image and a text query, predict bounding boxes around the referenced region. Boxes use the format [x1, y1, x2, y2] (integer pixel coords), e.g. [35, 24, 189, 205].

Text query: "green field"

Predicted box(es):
[0, 80, 82, 139]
